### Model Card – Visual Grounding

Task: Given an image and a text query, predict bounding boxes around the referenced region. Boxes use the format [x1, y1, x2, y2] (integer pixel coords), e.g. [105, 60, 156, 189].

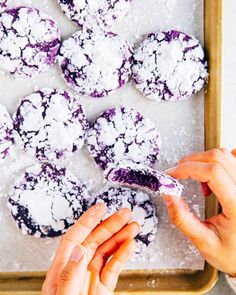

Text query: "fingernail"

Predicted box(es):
[163, 195, 173, 206]
[70, 245, 84, 262]
[90, 202, 107, 215]
[165, 167, 177, 174]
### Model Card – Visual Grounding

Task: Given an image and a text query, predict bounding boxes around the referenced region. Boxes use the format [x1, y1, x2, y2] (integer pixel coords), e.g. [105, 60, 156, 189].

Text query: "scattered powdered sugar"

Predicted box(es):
[0, 0, 7, 13]
[58, 28, 133, 97]
[13, 88, 89, 161]
[87, 106, 161, 170]
[0, 104, 14, 161]
[105, 163, 183, 197]
[8, 162, 90, 238]
[58, 0, 131, 29]
[0, 0, 205, 273]
[0, 6, 61, 78]
[90, 186, 158, 254]
[132, 30, 208, 101]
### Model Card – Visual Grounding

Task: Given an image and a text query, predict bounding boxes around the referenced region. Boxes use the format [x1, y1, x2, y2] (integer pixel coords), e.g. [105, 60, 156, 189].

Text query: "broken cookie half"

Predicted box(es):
[104, 163, 183, 198]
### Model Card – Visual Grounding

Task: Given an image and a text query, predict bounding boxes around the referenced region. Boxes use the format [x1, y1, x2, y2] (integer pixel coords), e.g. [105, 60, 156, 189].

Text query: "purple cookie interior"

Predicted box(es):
[105, 164, 183, 197]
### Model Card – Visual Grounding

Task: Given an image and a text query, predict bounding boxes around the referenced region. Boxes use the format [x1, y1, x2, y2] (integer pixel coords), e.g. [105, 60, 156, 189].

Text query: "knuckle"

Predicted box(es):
[84, 238, 99, 252]
[60, 269, 72, 285]
[209, 163, 222, 178]
[170, 213, 184, 228]
[209, 148, 222, 162]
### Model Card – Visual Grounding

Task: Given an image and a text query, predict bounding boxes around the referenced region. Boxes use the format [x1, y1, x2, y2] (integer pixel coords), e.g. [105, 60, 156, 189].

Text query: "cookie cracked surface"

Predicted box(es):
[13, 88, 89, 161]
[132, 30, 208, 101]
[8, 163, 89, 238]
[87, 107, 161, 170]
[0, 104, 14, 161]
[91, 187, 158, 253]
[0, 7, 61, 78]
[58, 29, 133, 97]
[58, 0, 131, 28]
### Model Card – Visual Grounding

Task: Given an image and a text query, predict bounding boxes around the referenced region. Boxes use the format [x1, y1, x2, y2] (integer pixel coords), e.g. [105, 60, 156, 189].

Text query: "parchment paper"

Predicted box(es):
[0, 0, 205, 271]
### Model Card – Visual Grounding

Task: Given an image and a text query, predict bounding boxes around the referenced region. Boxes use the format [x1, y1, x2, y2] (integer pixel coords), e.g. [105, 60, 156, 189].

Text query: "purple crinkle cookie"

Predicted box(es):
[87, 107, 161, 170]
[0, 0, 8, 13]
[91, 187, 158, 253]
[58, 29, 133, 97]
[13, 88, 89, 161]
[105, 163, 183, 197]
[0, 104, 14, 160]
[132, 30, 208, 101]
[8, 162, 89, 238]
[0, 7, 61, 78]
[58, 0, 131, 28]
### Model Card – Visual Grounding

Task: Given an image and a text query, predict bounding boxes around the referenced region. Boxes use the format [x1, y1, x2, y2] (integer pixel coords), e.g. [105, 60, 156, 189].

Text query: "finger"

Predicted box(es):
[231, 148, 236, 157]
[163, 195, 219, 253]
[56, 245, 87, 295]
[101, 239, 136, 291]
[44, 203, 107, 292]
[82, 208, 132, 262]
[166, 161, 236, 217]
[53, 203, 107, 266]
[179, 148, 236, 184]
[89, 222, 140, 274]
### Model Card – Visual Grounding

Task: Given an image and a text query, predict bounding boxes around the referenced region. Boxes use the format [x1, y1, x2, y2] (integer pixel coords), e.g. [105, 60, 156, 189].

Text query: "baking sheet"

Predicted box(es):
[0, 0, 205, 272]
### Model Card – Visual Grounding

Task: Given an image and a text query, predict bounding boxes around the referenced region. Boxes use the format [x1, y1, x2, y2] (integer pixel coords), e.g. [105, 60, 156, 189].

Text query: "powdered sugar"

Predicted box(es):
[8, 162, 89, 237]
[0, 7, 61, 78]
[87, 107, 161, 170]
[0, 0, 7, 13]
[58, 0, 131, 29]
[0, 104, 14, 161]
[132, 30, 208, 101]
[13, 88, 89, 161]
[58, 29, 133, 97]
[91, 186, 158, 254]
[105, 163, 183, 197]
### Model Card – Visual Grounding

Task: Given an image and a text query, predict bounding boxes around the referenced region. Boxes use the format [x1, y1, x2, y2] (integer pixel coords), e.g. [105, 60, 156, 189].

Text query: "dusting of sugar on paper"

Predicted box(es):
[0, 0, 204, 272]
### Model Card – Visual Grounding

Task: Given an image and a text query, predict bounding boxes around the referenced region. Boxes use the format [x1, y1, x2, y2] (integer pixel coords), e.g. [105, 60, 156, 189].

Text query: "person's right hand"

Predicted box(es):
[164, 148, 236, 276]
[42, 203, 140, 295]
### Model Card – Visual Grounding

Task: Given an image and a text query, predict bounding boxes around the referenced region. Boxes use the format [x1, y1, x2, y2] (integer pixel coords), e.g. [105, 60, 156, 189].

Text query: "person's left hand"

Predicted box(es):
[42, 203, 140, 295]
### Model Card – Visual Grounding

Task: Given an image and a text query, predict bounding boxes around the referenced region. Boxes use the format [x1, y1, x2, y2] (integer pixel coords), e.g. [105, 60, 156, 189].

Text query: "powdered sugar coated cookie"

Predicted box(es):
[8, 163, 89, 238]
[0, 7, 61, 78]
[132, 30, 208, 101]
[13, 88, 89, 161]
[91, 187, 158, 253]
[58, 29, 133, 97]
[58, 0, 131, 28]
[0, 104, 14, 161]
[87, 107, 161, 170]
[105, 163, 183, 197]
[0, 0, 7, 13]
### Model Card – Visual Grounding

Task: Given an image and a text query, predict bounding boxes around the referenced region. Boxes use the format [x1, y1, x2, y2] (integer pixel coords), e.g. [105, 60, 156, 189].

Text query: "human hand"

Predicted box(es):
[163, 148, 236, 276]
[42, 203, 140, 295]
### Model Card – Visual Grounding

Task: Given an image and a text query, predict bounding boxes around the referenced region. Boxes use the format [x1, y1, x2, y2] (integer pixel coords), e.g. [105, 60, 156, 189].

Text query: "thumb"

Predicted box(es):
[57, 245, 87, 295]
[163, 195, 217, 253]
[231, 148, 236, 157]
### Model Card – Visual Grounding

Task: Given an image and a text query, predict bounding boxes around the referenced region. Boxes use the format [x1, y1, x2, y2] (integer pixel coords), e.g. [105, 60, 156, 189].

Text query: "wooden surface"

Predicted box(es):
[0, 0, 223, 293]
